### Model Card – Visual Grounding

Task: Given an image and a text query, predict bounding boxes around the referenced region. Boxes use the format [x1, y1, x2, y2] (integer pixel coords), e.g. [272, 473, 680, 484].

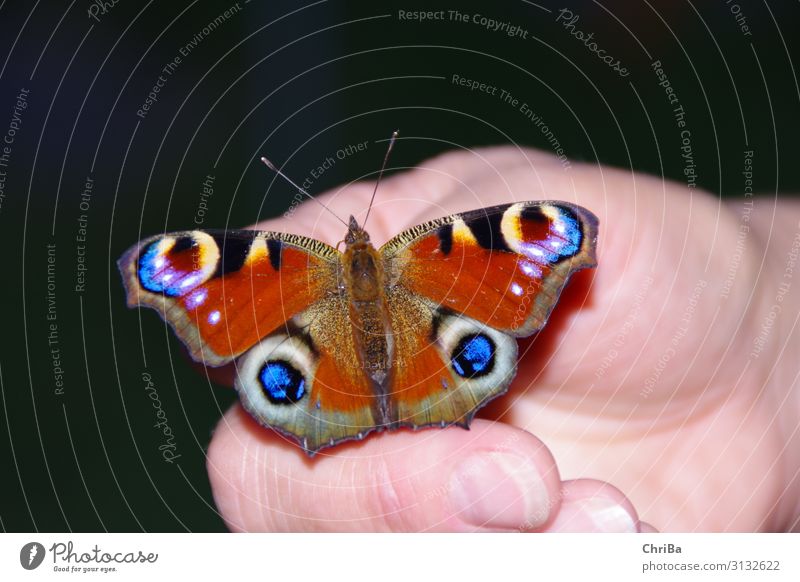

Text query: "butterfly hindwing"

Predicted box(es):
[234, 294, 380, 454]
[386, 286, 518, 428]
[118, 229, 339, 366]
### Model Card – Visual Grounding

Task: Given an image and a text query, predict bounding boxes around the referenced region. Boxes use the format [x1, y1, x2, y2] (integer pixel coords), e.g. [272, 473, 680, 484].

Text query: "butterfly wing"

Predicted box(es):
[233, 294, 380, 454]
[383, 201, 598, 335]
[381, 201, 598, 426]
[120, 229, 379, 453]
[118, 229, 340, 366]
[385, 286, 519, 428]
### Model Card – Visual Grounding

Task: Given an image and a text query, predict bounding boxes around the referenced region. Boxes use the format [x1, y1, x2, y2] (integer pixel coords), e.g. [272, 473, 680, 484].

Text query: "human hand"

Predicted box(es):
[206, 146, 800, 532]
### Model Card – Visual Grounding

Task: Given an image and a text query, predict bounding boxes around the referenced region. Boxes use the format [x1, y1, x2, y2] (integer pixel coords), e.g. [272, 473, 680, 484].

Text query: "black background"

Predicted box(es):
[0, 0, 797, 531]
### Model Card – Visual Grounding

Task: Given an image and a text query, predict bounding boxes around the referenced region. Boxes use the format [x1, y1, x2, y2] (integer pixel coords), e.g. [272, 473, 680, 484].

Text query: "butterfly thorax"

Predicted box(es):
[342, 217, 394, 422]
[342, 216, 383, 301]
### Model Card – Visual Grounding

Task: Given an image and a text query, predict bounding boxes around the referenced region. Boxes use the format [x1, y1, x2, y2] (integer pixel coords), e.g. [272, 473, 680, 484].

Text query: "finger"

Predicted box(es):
[207, 407, 563, 532]
[540, 479, 640, 532]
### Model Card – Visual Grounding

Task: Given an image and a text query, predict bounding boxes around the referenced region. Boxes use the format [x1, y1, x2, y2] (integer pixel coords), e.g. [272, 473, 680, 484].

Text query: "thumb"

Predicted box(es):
[207, 406, 563, 532]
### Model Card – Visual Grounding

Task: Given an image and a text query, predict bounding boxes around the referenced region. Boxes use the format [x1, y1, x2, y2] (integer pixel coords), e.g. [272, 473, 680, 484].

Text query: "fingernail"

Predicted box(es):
[552, 497, 638, 532]
[449, 452, 550, 530]
[587, 497, 638, 532]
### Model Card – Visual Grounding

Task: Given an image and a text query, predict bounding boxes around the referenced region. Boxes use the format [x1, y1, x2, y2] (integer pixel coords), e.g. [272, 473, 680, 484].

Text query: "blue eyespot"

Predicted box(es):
[451, 334, 495, 378]
[259, 361, 306, 404]
[138, 238, 201, 297]
[519, 207, 582, 263]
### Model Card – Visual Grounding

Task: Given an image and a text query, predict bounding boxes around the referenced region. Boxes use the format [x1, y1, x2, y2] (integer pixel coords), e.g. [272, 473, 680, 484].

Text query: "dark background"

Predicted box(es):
[0, 0, 797, 531]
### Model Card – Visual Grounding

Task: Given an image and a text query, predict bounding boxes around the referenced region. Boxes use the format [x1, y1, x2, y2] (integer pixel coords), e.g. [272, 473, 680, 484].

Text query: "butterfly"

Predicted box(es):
[118, 148, 598, 456]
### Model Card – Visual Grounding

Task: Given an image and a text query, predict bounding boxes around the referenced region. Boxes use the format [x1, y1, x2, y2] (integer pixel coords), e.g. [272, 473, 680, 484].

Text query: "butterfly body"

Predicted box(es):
[339, 217, 394, 424]
[119, 201, 598, 455]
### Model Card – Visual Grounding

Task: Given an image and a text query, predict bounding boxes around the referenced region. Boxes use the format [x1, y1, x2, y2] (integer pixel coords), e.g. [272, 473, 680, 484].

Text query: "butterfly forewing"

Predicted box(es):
[381, 201, 598, 336]
[118, 230, 340, 366]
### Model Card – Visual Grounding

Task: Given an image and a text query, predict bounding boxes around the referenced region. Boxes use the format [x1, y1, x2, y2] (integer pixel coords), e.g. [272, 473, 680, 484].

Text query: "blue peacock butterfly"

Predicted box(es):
[118, 134, 598, 455]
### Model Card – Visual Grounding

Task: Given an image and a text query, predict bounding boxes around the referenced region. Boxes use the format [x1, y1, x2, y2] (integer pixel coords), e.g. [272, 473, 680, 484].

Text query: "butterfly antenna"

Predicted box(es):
[260, 156, 348, 227]
[363, 130, 399, 229]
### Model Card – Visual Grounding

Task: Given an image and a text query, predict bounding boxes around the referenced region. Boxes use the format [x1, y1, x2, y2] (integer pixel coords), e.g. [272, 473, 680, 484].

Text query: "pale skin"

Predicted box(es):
[206, 146, 800, 532]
